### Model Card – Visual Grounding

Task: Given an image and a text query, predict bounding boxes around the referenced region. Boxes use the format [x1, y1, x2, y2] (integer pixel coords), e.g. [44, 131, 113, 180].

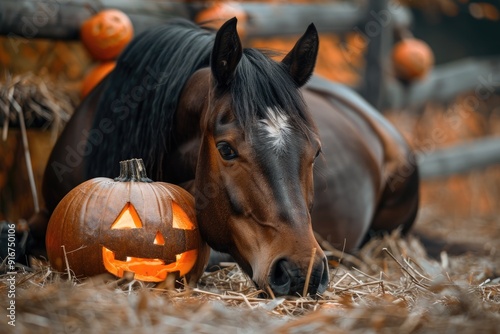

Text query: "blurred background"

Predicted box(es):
[1, 0, 499, 252]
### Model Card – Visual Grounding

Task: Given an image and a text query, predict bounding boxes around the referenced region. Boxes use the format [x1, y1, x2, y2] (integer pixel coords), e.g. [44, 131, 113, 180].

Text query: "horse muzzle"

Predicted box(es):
[267, 256, 329, 297]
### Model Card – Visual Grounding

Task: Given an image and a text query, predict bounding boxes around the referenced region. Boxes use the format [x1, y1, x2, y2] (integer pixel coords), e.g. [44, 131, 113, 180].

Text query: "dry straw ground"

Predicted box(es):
[1, 230, 499, 333]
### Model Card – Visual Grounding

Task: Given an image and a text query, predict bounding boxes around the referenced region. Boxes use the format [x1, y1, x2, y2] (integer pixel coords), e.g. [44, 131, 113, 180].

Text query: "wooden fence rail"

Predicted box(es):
[384, 56, 500, 110]
[417, 137, 500, 180]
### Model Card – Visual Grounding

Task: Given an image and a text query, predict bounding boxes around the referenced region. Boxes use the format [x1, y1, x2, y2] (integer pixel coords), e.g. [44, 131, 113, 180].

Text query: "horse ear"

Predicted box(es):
[282, 23, 319, 87]
[211, 17, 243, 87]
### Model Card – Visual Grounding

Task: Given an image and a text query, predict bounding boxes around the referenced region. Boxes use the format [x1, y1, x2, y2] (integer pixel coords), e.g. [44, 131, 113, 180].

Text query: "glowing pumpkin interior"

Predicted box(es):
[102, 202, 198, 282]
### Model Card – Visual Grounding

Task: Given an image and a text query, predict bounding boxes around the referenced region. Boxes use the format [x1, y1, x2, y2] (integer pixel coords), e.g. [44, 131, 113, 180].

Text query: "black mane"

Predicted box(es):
[230, 48, 308, 134]
[86, 19, 310, 181]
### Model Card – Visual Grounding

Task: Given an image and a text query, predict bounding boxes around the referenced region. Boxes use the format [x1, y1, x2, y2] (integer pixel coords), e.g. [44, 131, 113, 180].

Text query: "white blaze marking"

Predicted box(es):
[258, 107, 291, 151]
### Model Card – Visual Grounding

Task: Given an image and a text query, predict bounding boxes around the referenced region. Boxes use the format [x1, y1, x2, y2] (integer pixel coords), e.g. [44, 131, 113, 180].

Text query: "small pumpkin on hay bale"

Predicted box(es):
[79, 9, 134, 98]
[80, 9, 134, 61]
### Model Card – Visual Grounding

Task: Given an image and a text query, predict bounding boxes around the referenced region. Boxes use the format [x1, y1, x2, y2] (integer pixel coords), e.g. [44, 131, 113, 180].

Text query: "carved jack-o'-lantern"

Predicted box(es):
[80, 9, 134, 61]
[46, 159, 209, 282]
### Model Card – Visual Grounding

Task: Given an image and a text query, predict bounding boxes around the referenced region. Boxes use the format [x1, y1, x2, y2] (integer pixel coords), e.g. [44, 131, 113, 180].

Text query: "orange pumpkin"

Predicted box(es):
[392, 38, 434, 81]
[81, 9, 134, 61]
[46, 159, 209, 283]
[80, 61, 115, 98]
[195, 2, 247, 38]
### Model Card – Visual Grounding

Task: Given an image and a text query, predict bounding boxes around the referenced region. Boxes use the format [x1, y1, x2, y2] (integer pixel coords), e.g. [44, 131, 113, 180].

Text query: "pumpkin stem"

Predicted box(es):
[114, 158, 152, 183]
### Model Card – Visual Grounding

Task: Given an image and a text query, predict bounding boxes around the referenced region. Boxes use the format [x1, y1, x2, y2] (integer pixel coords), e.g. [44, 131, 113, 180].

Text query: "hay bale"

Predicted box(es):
[0, 73, 78, 221]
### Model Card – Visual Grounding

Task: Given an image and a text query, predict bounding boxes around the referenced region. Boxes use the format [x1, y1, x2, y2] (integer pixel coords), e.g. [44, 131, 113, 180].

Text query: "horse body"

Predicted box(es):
[42, 82, 102, 214]
[36, 18, 418, 297]
[304, 86, 418, 252]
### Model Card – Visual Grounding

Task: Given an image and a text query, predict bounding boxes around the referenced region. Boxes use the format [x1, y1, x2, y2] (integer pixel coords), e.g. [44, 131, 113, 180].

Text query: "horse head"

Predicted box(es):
[178, 18, 329, 297]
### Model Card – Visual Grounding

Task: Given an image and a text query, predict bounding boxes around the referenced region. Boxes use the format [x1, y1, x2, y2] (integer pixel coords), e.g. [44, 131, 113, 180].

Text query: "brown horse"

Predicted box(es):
[32, 18, 418, 297]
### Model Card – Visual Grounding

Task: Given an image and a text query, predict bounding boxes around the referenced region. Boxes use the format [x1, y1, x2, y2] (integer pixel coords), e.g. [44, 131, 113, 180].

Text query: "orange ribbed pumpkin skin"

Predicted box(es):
[46, 159, 209, 283]
[80, 61, 115, 98]
[392, 38, 434, 81]
[81, 9, 134, 61]
[195, 2, 247, 37]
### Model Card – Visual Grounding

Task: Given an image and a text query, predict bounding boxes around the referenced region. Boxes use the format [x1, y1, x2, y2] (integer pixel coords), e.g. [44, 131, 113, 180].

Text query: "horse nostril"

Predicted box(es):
[268, 257, 329, 297]
[273, 260, 289, 285]
[269, 259, 292, 296]
[317, 257, 330, 294]
[304, 257, 329, 296]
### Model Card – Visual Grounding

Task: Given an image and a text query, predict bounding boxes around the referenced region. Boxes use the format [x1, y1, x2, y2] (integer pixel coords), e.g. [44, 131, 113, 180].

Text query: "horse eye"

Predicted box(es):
[217, 142, 238, 160]
[313, 148, 322, 162]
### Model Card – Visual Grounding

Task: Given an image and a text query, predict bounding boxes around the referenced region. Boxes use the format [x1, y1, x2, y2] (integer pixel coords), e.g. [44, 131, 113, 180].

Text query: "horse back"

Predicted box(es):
[42, 79, 107, 213]
[304, 78, 419, 250]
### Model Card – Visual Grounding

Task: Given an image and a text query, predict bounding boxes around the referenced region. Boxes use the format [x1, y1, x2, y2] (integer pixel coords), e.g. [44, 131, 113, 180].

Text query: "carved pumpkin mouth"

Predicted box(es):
[100, 199, 199, 282]
[102, 247, 198, 282]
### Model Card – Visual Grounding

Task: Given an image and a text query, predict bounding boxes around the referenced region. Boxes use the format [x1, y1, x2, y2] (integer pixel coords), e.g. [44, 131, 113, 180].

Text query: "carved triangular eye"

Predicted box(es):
[172, 202, 195, 230]
[154, 231, 165, 245]
[111, 203, 143, 229]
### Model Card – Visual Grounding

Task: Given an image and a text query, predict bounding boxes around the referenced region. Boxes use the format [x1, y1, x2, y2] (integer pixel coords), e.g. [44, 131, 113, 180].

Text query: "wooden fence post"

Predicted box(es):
[358, 0, 392, 111]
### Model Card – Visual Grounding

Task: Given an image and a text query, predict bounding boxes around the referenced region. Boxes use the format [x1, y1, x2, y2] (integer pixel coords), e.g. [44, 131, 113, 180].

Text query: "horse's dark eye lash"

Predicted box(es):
[314, 148, 322, 160]
[217, 142, 238, 160]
